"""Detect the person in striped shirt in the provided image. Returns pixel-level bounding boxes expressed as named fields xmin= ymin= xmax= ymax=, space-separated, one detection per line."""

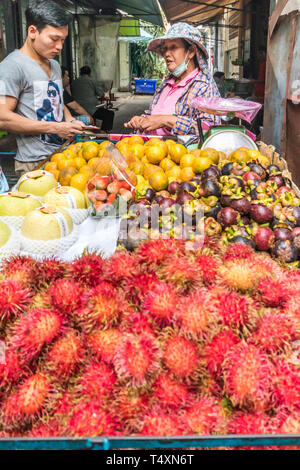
xmin=124 ymin=22 xmax=221 ymax=136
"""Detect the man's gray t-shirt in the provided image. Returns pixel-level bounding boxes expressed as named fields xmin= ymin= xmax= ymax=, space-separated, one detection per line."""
xmin=71 ymin=75 xmax=104 ymax=116
xmin=0 ymin=49 xmax=65 ymax=162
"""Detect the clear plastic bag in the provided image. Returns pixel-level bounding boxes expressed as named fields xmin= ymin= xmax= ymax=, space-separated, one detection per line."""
xmin=191 ymin=97 xmax=262 ymax=124
xmin=0 ymin=167 xmax=9 ymax=194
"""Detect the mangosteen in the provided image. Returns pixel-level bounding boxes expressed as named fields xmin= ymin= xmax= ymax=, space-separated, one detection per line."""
xmin=267 ymin=164 xmax=280 ymax=175
xmin=229 ymin=176 xmax=245 ymax=190
xmin=220 ymin=194 xmax=232 ymax=207
xmin=125 ymin=227 xmax=148 ymax=251
xmin=207 ymin=202 xmax=221 ymax=220
xmin=221 ymin=162 xmax=233 ymax=175
xmin=158 ymin=197 xmax=176 ymax=211
xmin=176 ymin=191 xmax=194 ymax=205
xmin=272 ymin=239 xmax=298 ymax=262
xmin=231 ymin=163 xmax=246 ymax=177
xmin=202 ymin=165 xmax=221 ymax=180
xmin=217 ymin=207 xmax=240 ymax=227
xmin=241 ymin=216 xmax=251 ymax=225
xmin=179 ymin=181 xmax=196 ymax=193
xmin=228 ymin=236 xmax=255 ymax=249
xmin=250 ymin=204 xmax=274 ymax=224
xmin=168 ymin=181 xmax=181 ymax=195
xmin=154 ymin=195 xmax=164 ymax=204
xmin=156 ymin=190 xmax=170 ymax=198
xmin=293 ymin=207 xmax=300 ymax=226
xmin=247 ymin=163 xmax=267 ymax=180
xmin=190 ymin=177 xmax=201 ymax=185
xmin=204 ymin=217 xmax=222 ymax=237
xmin=230 ymin=197 xmax=251 ymax=215
xmin=144 ymin=188 xmax=155 ymax=202
xmin=135 ymin=198 xmax=150 ymax=207
xmin=274 ymin=227 xmax=293 ymax=242
xmin=250 ymin=188 xmax=258 ymax=200
xmin=277 ymin=186 xmax=293 ymax=196
xmin=243 ymin=172 xmax=262 ymax=184
xmin=292 ymin=228 xmax=300 ymax=250
xmin=253 ymin=226 xmax=275 ymax=251
xmin=292 ymin=227 xmax=300 ymax=238
xmin=269 ymin=174 xmax=285 ymax=188
xmin=201 ymin=179 xmax=221 ymax=198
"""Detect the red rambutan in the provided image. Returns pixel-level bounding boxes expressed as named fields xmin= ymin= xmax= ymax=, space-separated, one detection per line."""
xmin=152 ymin=374 xmax=189 ymax=410
xmin=163 ymin=335 xmax=200 ymax=381
xmin=142 ymin=282 xmax=179 ymax=327
xmin=281 ymin=410 xmax=300 ymax=434
xmin=257 ymin=278 xmax=290 ymax=308
xmin=194 ymin=254 xmax=221 ymax=286
xmin=29 ymin=417 xmax=67 ymax=437
xmin=68 ymin=401 xmax=117 ymax=437
xmin=67 ymin=253 xmax=105 ymax=287
xmin=0 ymin=348 xmax=28 ymax=390
xmin=139 ymin=409 xmax=186 ymax=436
xmin=157 ymin=257 xmax=202 ymax=292
xmin=112 ymin=386 xmax=149 ymax=429
xmin=120 ymin=311 xmax=155 ymax=335
xmin=74 ymin=361 xmax=116 ymax=401
xmin=272 ymin=360 xmax=300 ymax=409
xmin=41 ymin=329 xmax=84 ymax=382
xmin=123 ymin=272 xmax=160 ymax=305
xmin=86 ymin=328 xmax=123 ymax=363
xmin=218 ymin=260 xmax=268 ymax=293
xmin=135 ymin=238 xmax=185 ymax=270
xmin=1 ymin=372 xmax=51 ymax=428
xmin=8 ymin=307 xmax=63 ymax=363
xmin=222 ymin=342 xmax=275 ymax=412
xmin=104 ymin=250 xmax=139 ymax=284
xmin=223 ymin=243 xmax=255 ymax=262
xmin=114 ymin=332 xmax=161 ymax=387
xmin=34 ymin=259 xmax=68 ymax=289
xmin=0 ymin=256 xmax=37 ymax=287
xmin=46 ymin=279 xmax=87 ymax=317
xmin=251 ymin=311 xmax=300 ymax=355
xmin=184 ymin=395 xmax=226 ymax=435
xmin=0 ymin=279 xmax=32 ymax=327
xmin=203 ymin=329 xmax=240 ymax=377
xmin=227 ymin=411 xmax=276 ymax=434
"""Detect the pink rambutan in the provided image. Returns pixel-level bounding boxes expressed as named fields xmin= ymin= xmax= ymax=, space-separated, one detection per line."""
xmin=184 ymin=396 xmax=227 ymax=435
xmin=87 ymin=328 xmax=123 ymax=363
xmin=104 ymin=250 xmax=139 ymax=284
xmin=1 ymin=372 xmax=51 ymax=428
xmin=218 ymin=259 xmax=268 ymax=293
xmin=251 ymin=311 xmax=300 ymax=355
xmin=152 ymin=374 xmax=189 ymax=410
xmin=209 ymin=287 xmax=260 ymax=333
xmin=272 ymin=360 xmax=300 ymax=409
xmin=157 ymin=257 xmax=202 ymax=292
xmin=281 ymin=410 xmax=300 ymax=434
xmin=135 ymin=238 xmax=185 ymax=270
xmin=227 ymin=411 xmax=276 ymax=434
xmin=114 ymin=332 xmax=161 ymax=387
xmin=257 ymin=278 xmax=290 ymax=308
xmin=222 ymin=342 xmax=275 ymax=411
xmin=8 ymin=307 xmax=63 ymax=363
xmin=0 ymin=256 xmax=37 ymax=288
xmin=29 ymin=417 xmax=67 ymax=437
xmin=139 ymin=408 xmax=186 ymax=436
xmin=112 ymin=386 xmax=149 ymax=428
xmin=0 ymin=348 xmax=28 ymax=390
xmin=0 ymin=279 xmax=32 ymax=327
xmin=74 ymin=361 xmax=116 ymax=401
xmin=142 ymin=282 xmax=180 ymax=327
xmin=194 ymin=254 xmax=221 ymax=286
xmin=41 ymin=329 xmax=84 ymax=382
xmin=46 ymin=279 xmax=87 ymax=317
xmin=203 ymin=329 xmax=240 ymax=377
xmin=120 ymin=311 xmax=155 ymax=335
xmin=68 ymin=401 xmax=117 ymax=437
xmin=223 ymin=243 xmax=255 ymax=262
xmin=174 ymin=289 xmax=219 ymax=341
xmin=163 ymin=335 xmax=200 ymax=381
xmin=34 ymin=259 xmax=68 ymax=289
xmin=123 ymin=272 xmax=160 ymax=305
xmin=67 ymin=253 xmax=105 ymax=287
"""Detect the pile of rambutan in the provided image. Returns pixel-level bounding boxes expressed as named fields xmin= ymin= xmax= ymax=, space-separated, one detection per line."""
xmin=0 ymin=238 xmax=299 ymax=449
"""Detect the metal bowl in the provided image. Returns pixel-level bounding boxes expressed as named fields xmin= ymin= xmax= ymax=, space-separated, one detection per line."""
xmin=201 ymin=129 xmax=258 ymax=155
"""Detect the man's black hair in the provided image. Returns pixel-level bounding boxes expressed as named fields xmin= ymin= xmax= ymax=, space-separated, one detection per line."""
xmin=80 ymin=66 xmax=91 ymax=76
xmin=214 ymin=71 xmax=225 ymax=79
xmin=25 ymin=0 xmax=71 ymax=32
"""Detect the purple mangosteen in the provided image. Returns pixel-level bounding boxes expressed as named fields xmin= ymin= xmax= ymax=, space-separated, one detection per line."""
xmin=250 ymin=204 xmax=274 ymax=224
xmin=217 ymin=207 xmax=240 ymax=227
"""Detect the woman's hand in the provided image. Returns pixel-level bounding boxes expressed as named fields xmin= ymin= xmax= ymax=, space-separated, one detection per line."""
xmin=138 ymin=115 xmax=165 ymax=132
xmin=124 ymin=115 xmax=145 ymax=129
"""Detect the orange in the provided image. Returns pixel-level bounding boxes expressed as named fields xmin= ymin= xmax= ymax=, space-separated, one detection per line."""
xmin=70 ymin=173 xmax=89 ymax=192
xmin=166 ymin=165 xmax=181 ymax=179
xmin=218 ymin=151 xmax=227 ymax=161
xmin=141 ymin=155 xmax=149 ymax=165
xmin=116 ymin=143 xmax=131 ymax=159
xmin=180 ymin=166 xmax=195 ymax=182
xmin=51 ymin=153 xmax=65 ymax=164
xmin=73 ymin=157 xmax=86 ymax=170
xmin=45 ymin=162 xmax=57 ymax=173
xmin=63 ymin=149 xmax=77 ymax=160
xmin=201 ymin=148 xmax=219 ymax=165
xmin=97 ymin=148 xmax=110 ymax=159
xmin=74 ymin=142 xmax=83 ymax=150
xmin=57 ymin=159 xmax=71 ymax=171
xmin=191 ymin=148 xmax=202 ymax=158
xmin=149 ymin=171 xmax=168 ymax=191
xmin=99 ymin=140 xmax=111 ymax=150
xmin=123 ymin=169 xmax=137 ymax=186
xmin=66 ymin=144 xmax=78 ymax=153
xmin=231 ymin=148 xmax=251 ymax=164
xmin=79 ymin=165 xmax=94 ymax=179
xmin=144 ymin=145 xmax=167 ymax=164
xmin=130 ymin=160 xmax=144 ymax=176
xmin=160 ymin=158 xmax=175 ymax=172
xmin=58 ymin=167 xmax=77 ymax=186
xmin=247 ymin=149 xmax=261 ymax=160
xmin=180 ymin=154 xmax=195 ymax=169
xmin=165 ymin=139 xmax=176 ymax=151
xmin=95 ymin=157 xmax=113 ymax=176
xmin=144 ymin=164 xmax=163 ymax=180
xmin=83 ymin=144 xmax=99 ymax=161
xmin=129 ymin=143 xmax=145 ymax=160
xmin=77 ymin=149 xmax=84 ymax=159
xmin=128 ymin=135 xmax=144 ymax=146
xmin=116 ymin=137 xmax=130 ymax=149
xmin=145 ymin=138 xmax=167 ymax=149
xmin=82 ymin=140 xmax=99 ymax=150
xmin=169 ymin=143 xmax=187 ymax=164
xmin=88 ymin=158 xmax=100 ymax=171
xmin=127 ymin=155 xmax=140 ymax=169
xmin=193 ymin=156 xmax=214 ymax=174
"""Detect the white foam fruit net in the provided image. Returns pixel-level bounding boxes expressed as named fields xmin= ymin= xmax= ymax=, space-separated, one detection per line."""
xmin=0 ymin=227 xmax=21 ymax=263
xmin=66 ymin=208 xmax=89 ymax=225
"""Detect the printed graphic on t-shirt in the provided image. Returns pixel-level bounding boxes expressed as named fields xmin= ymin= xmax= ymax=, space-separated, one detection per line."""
xmin=34 ymin=79 xmax=64 ymax=146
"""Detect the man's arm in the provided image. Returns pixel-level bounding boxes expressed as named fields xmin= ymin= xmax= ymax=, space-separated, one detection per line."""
xmin=66 ymin=101 xmax=94 ymax=123
xmin=0 ymin=96 xmax=86 ymax=139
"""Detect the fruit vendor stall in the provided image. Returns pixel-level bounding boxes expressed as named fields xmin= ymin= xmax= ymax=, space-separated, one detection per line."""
xmin=0 ymin=129 xmax=300 ymax=450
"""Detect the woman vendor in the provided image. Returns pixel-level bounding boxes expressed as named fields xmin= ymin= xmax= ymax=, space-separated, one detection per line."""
xmin=124 ymin=22 xmax=221 ymax=136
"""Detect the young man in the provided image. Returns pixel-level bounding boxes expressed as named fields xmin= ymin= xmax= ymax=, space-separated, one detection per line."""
xmin=71 ymin=66 xmax=115 ymax=133
xmin=61 ymin=66 xmax=94 ymax=126
xmin=0 ymin=0 xmax=86 ymax=178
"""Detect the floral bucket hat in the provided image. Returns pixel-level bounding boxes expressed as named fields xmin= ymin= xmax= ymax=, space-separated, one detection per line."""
xmin=147 ymin=22 xmax=209 ymax=61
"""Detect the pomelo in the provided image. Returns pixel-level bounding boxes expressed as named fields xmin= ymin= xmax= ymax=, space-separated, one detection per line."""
xmin=43 ymin=186 xmax=87 ymax=209
xmin=21 ymin=206 xmax=73 ymax=241
xmin=0 ymin=220 xmax=11 ymax=248
xmin=0 ymin=192 xmax=41 ymax=216
xmin=18 ymin=170 xmax=58 ymax=197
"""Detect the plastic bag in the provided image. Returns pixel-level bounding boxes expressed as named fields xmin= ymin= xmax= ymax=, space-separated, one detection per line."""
xmin=0 ymin=167 xmax=9 ymax=194
xmin=191 ymin=97 xmax=262 ymax=124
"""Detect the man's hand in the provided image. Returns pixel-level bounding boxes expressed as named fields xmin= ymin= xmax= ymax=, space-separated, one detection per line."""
xmin=54 ymin=120 xmax=87 ymax=139
xmin=124 ymin=115 xmax=145 ymax=130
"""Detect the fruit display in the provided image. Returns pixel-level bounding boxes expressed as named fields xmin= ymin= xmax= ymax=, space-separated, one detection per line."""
xmin=43 ymin=187 xmax=87 ymax=210
xmin=17 ymin=170 xmax=58 ymax=197
xmin=21 ymin=206 xmax=73 ymax=241
xmin=0 ymin=240 xmax=298 ymax=446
